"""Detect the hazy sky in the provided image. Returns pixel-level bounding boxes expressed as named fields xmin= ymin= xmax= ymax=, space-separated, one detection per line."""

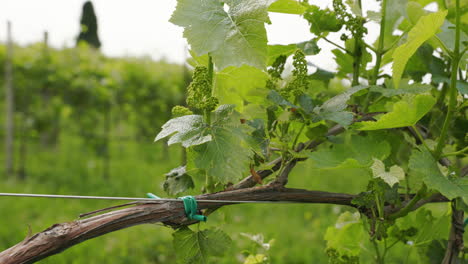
xmin=0 ymin=0 xmax=382 ymax=71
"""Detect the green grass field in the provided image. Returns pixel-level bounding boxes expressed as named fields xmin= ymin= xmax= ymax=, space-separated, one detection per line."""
xmin=0 ymin=132 xmax=455 ymax=263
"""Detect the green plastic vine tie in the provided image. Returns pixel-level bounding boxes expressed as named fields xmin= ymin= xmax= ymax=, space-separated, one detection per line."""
xmin=147 ymin=193 xmax=206 ymax=222
xmin=146 ymin=193 xmax=161 ymax=199
xmin=179 ymin=196 xmax=207 ymax=222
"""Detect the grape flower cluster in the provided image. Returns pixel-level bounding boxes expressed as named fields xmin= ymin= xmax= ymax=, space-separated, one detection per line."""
xmin=186 ymin=66 xmax=218 ymax=112
xmin=171 ymin=66 xmax=218 ymax=117
xmin=281 ymin=50 xmax=309 ymax=98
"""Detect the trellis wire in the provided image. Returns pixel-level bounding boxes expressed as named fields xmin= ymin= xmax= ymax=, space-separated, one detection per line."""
xmin=0 ymin=192 xmax=301 ymax=204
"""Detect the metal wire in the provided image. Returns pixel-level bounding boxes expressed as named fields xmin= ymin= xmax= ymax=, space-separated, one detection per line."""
xmin=0 ymin=192 xmax=298 ymax=204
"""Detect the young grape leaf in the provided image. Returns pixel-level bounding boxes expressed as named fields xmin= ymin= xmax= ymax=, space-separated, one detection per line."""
xmin=247 ymin=119 xmax=269 ymax=157
xmin=170 ymin=0 xmax=274 ymax=70
xmin=313 ymin=85 xmax=368 ymax=126
xmin=155 ymin=115 xmax=211 ymax=148
xmin=392 ymin=10 xmax=447 ymax=88
xmin=357 ymin=94 xmax=436 ymax=130
xmin=409 ymin=148 xmax=468 ymax=203
xmin=370 ymin=158 xmax=405 ymax=187
xmin=308 ymin=134 xmax=391 ymax=170
xmin=346 ymin=0 xmax=362 ymax=16
xmin=189 ymin=105 xmax=253 ymax=183
xmin=163 ymin=166 xmax=195 ymax=196
xmin=268 ymin=0 xmax=305 ymax=15
xmin=267 ymin=44 xmax=296 ymax=65
xmin=332 ymin=41 xmax=372 ymax=78
xmin=267 ymin=40 xmax=320 ymax=66
xmin=173 ymin=227 xmax=232 ymax=264
xmin=325 ymin=212 xmax=364 ymax=257
xmin=244 ymin=254 xmax=268 ymax=264
xmin=303 ymin=5 xmax=343 ymax=35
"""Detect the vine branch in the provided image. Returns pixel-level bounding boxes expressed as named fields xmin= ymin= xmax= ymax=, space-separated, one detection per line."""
xmin=0 ymin=185 xmax=449 ymax=264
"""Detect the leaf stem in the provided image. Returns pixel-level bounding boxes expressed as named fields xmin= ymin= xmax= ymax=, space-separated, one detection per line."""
xmin=322 ymin=37 xmax=351 ymax=54
xmin=352 ymin=36 xmax=362 ymax=86
xmin=382 ymin=30 xmax=408 ymax=54
xmin=292 ymin=123 xmax=306 ymax=149
xmin=363 ymin=0 xmax=387 ymax=112
xmin=411 ymin=125 xmax=430 ymax=152
xmin=351 ymin=0 xmax=364 ymax=86
xmin=205 ymin=55 xmax=214 ymax=124
xmin=371 ymin=238 xmax=384 ymax=264
xmin=441 ymin=146 xmax=468 ymax=157
xmin=388 ymin=185 xmax=426 ymax=220
xmin=371 ymin=0 xmax=387 ymax=86
xmin=434 ymin=0 xmax=461 ymax=159
xmin=364 ymin=42 xmax=377 ymax=53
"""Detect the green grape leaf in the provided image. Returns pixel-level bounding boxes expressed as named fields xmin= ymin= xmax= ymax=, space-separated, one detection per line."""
xmin=332 ymin=49 xmax=353 ymax=77
xmin=313 ymin=85 xmax=368 ymax=126
xmin=163 ymin=166 xmax=195 ymax=196
xmin=333 ymin=40 xmax=372 ymax=77
xmin=409 ymin=148 xmax=468 ymax=203
xmin=433 ymin=20 xmax=468 ymax=54
xmin=369 ymin=83 xmax=432 ymax=97
xmin=392 ymin=10 xmax=447 ymax=88
xmin=296 ymin=39 xmax=321 ymax=55
xmin=267 ymin=44 xmax=296 ymax=65
xmin=325 ymin=212 xmax=364 ymax=257
xmin=243 ymin=254 xmax=267 ymax=264
xmin=189 ymin=105 xmax=253 ymax=183
xmin=381 ymin=0 xmax=407 ymax=49
xmin=432 ymin=75 xmax=468 ymax=95
xmin=267 ymin=39 xmax=320 ymax=65
xmin=395 ymin=208 xmax=450 ymax=247
xmin=216 ymin=65 xmax=269 ymax=111
xmin=370 ymin=158 xmax=405 ymax=187
xmin=357 ymin=94 xmax=436 ymax=130
xmin=170 ymin=0 xmax=274 ymax=70
xmin=407 ymin=2 xmax=426 ymax=25
xmin=309 ymin=68 xmax=335 ymax=81
xmin=187 ymin=49 xmax=209 ymax=67
xmin=246 ymin=119 xmax=269 ymax=157
xmin=309 ymin=134 xmax=391 ymax=170
xmin=268 ymin=0 xmax=305 ymax=14
xmin=266 ymin=90 xmax=297 ymax=108
xmin=297 ymin=93 xmax=314 ymax=114
xmin=346 ymin=0 xmax=362 ymax=16
xmin=173 ymin=227 xmax=232 ymax=264
xmin=155 ymin=115 xmax=211 ymax=148
xmin=304 ymin=5 xmax=343 ymax=35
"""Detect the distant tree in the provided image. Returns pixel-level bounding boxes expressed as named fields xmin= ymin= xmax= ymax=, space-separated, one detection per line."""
xmin=76 ymin=1 xmax=101 ymax=49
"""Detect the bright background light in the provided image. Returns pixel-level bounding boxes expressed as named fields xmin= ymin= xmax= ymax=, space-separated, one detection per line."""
xmin=0 ymin=0 xmax=382 ymax=71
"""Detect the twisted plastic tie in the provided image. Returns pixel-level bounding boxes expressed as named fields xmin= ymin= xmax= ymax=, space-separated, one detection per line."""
xmin=146 ymin=193 xmax=206 ymax=222
xmin=179 ymin=196 xmax=207 ymax=222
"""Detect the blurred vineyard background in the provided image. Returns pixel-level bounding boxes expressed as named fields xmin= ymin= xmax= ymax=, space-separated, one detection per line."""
xmin=0 ymin=42 xmax=448 ymax=263
xmin=0 ymin=1 xmax=452 ymax=263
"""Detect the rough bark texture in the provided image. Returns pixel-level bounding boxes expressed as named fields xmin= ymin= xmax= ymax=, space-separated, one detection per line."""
xmin=442 ymin=200 xmax=465 ymax=264
xmin=0 ymin=186 xmax=355 ymax=264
